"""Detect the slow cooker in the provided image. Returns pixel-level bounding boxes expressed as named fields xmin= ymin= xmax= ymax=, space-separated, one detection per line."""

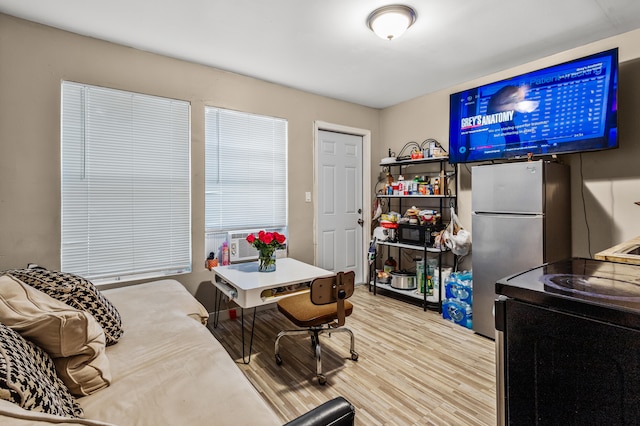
xmin=390 ymin=270 xmax=416 ymax=290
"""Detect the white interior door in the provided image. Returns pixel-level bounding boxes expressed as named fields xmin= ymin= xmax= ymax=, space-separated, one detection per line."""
xmin=316 ymin=129 xmax=364 ymax=282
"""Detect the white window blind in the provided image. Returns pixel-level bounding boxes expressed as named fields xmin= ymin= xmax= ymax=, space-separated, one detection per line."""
xmin=205 ymin=107 xmax=287 ymax=231
xmin=61 ymin=81 xmax=191 ymax=284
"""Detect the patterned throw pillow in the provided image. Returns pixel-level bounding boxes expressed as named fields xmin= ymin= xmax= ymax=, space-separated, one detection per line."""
xmin=0 ymin=275 xmax=111 ymax=396
xmin=5 ymin=269 xmax=123 ymax=345
xmin=0 ymin=323 xmax=83 ymax=418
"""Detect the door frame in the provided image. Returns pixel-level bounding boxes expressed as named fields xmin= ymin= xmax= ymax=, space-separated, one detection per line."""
xmin=313 ymin=121 xmax=371 ymax=284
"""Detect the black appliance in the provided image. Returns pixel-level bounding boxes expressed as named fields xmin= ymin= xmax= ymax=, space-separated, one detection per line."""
xmin=397 ymin=223 xmax=443 ymax=246
xmin=495 ymin=258 xmax=640 ymax=425
xmin=397 ymin=223 xmax=428 ymax=246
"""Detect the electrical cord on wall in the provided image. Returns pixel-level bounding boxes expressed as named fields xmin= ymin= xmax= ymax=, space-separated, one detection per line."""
xmin=420 ymin=138 xmax=448 ymax=156
xmin=579 ymin=153 xmax=592 ymax=257
xmin=395 ymin=141 xmax=422 ymax=160
xmin=390 ymin=138 xmax=448 ymax=162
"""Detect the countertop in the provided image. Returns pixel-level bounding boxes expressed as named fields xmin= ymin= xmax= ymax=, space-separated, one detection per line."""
xmin=496 ymin=258 xmax=640 ymax=331
xmin=594 ymin=236 xmax=640 ymax=265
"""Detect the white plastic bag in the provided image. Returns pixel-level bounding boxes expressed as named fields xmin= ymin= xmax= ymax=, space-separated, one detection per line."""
xmin=442 ymin=207 xmax=471 ymax=256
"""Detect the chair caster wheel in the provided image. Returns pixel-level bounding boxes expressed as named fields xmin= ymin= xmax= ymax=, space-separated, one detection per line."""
xmin=317 ymin=375 xmax=327 ymax=385
xmin=275 ymin=354 xmax=283 ymax=366
xmin=351 ymin=351 xmax=359 ymax=361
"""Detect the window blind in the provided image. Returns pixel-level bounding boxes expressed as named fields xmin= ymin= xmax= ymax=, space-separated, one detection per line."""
xmin=61 ymin=81 xmax=191 ymax=284
xmin=204 ymin=107 xmax=288 ymax=231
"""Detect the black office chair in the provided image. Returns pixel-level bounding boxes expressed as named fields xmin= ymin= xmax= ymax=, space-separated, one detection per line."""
xmin=274 ymin=271 xmax=358 ymax=385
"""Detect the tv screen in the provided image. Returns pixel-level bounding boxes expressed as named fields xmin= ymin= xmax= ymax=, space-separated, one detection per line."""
xmin=449 ymin=48 xmax=618 ymax=164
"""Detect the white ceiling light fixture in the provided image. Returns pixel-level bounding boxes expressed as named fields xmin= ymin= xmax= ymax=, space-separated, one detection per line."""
xmin=367 ymin=5 xmax=417 ymax=40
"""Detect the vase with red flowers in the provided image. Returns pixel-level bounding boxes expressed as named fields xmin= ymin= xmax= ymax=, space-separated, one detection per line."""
xmin=246 ymin=230 xmax=286 ymax=272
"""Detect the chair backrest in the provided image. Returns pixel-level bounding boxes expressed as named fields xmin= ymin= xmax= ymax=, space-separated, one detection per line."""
xmin=310 ymin=271 xmax=355 ymax=326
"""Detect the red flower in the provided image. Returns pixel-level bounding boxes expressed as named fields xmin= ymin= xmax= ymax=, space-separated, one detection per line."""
xmin=260 ymin=232 xmax=274 ymax=244
xmin=246 ymin=230 xmax=287 ymax=255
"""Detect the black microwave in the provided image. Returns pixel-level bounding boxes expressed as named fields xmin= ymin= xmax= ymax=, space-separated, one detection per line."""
xmin=397 ymin=223 xmax=429 ymax=246
xmin=397 ymin=223 xmax=445 ymax=246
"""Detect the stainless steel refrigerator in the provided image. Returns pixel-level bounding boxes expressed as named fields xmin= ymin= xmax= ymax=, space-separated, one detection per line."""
xmin=471 ymin=160 xmax=571 ymax=339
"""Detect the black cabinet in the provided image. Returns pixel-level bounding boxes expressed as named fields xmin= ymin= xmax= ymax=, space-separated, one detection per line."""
xmin=503 ymin=299 xmax=640 ymax=424
xmin=495 ymin=258 xmax=640 ymax=425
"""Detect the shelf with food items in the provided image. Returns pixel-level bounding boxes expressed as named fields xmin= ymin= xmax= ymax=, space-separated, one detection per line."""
xmin=372 ymin=279 xmax=448 ymax=303
xmin=379 ymin=139 xmax=448 ymax=165
xmin=373 ymin=281 xmax=425 ymax=301
xmin=371 ymin=206 xmax=451 ymax=311
xmin=380 ymin=173 xmax=454 ymax=198
xmin=373 ymin=257 xmax=451 ymax=305
xmin=379 ymin=145 xmax=455 ymax=198
xmin=376 ymin=208 xmax=445 ymax=245
xmin=372 ymin=142 xmax=458 ymax=312
xmin=380 ymin=155 xmax=449 ymax=165
xmin=377 ymin=240 xmax=447 ymax=252
xmin=377 ymin=194 xmax=455 ymax=199
xmin=380 ymin=207 xmax=440 ymax=224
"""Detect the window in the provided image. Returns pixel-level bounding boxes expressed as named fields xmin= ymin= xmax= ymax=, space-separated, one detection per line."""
xmin=61 ymin=82 xmax=191 ymax=284
xmin=204 ymin=107 xmax=287 ymax=233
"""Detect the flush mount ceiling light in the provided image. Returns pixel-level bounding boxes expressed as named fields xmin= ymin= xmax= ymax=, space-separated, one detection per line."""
xmin=367 ymin=5 xmax=416 ymax=40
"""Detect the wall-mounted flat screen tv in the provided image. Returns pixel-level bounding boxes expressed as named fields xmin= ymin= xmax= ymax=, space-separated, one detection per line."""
xmin=449 ymin=48 xmax=618 ymax=164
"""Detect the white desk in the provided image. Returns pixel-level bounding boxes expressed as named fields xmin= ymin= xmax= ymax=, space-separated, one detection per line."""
xmin=211 ymin=258 xmax=333 ymax=363
xmin=212 ymin=257 xmax=333 ymax=308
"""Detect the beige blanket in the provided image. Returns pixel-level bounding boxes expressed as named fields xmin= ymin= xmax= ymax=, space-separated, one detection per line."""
xmin=1 ymin=279 xmax=281 ymax=426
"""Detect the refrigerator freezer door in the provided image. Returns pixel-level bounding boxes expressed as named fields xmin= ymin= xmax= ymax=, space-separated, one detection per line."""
xmin=472 ymin=161 xmax=544 ymax=214
xmin=472 ymin=213 xmax=544 ymax=338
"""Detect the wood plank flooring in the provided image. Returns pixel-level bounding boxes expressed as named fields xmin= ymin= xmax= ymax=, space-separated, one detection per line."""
xmin=209 ymin=285 xmax=496 ymax=426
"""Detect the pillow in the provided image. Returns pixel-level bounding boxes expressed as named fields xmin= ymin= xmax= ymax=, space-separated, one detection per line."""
xmin=4 ymin=269 xmax=123 ymax=345
xmin=0 ymin=322 xmax=83 ymax=418
xmin=0 ymin=275 xmax=111 ymax=396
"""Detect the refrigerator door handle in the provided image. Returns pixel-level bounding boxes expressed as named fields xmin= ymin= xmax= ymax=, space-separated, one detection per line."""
xmin=472 ymin=212 xmax=544 ymax=218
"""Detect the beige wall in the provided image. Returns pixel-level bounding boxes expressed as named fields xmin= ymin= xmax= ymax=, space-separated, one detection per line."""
xmin=381 ymin=28 xmax=640 ymax=264
xmin=0 ymin=14 xmax=379 ymax=308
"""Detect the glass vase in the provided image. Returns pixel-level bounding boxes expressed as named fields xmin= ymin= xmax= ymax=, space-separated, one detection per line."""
xmin=258 ymin=252 xmax=276 ymax=272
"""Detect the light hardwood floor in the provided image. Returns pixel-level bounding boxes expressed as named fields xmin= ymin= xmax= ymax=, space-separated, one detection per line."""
xmin=209 ymin=285 xmax=496 ymax=426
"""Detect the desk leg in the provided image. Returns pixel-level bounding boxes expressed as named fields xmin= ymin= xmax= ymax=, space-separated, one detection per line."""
xmin=212 ymin=289 xmax=256 ymax=364
xmin=212 ymin=287 xmax=225 ymax=328
xmin=241 ymin=307 xmax=257 ymax=364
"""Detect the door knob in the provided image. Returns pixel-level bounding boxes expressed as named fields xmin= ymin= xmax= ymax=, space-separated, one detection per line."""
xmin=357 ymin=219 xmax=364 ymax=226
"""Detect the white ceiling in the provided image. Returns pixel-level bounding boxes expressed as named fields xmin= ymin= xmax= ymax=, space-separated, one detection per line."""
xmin=2 ymin=0 xmax=640 ymax=108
